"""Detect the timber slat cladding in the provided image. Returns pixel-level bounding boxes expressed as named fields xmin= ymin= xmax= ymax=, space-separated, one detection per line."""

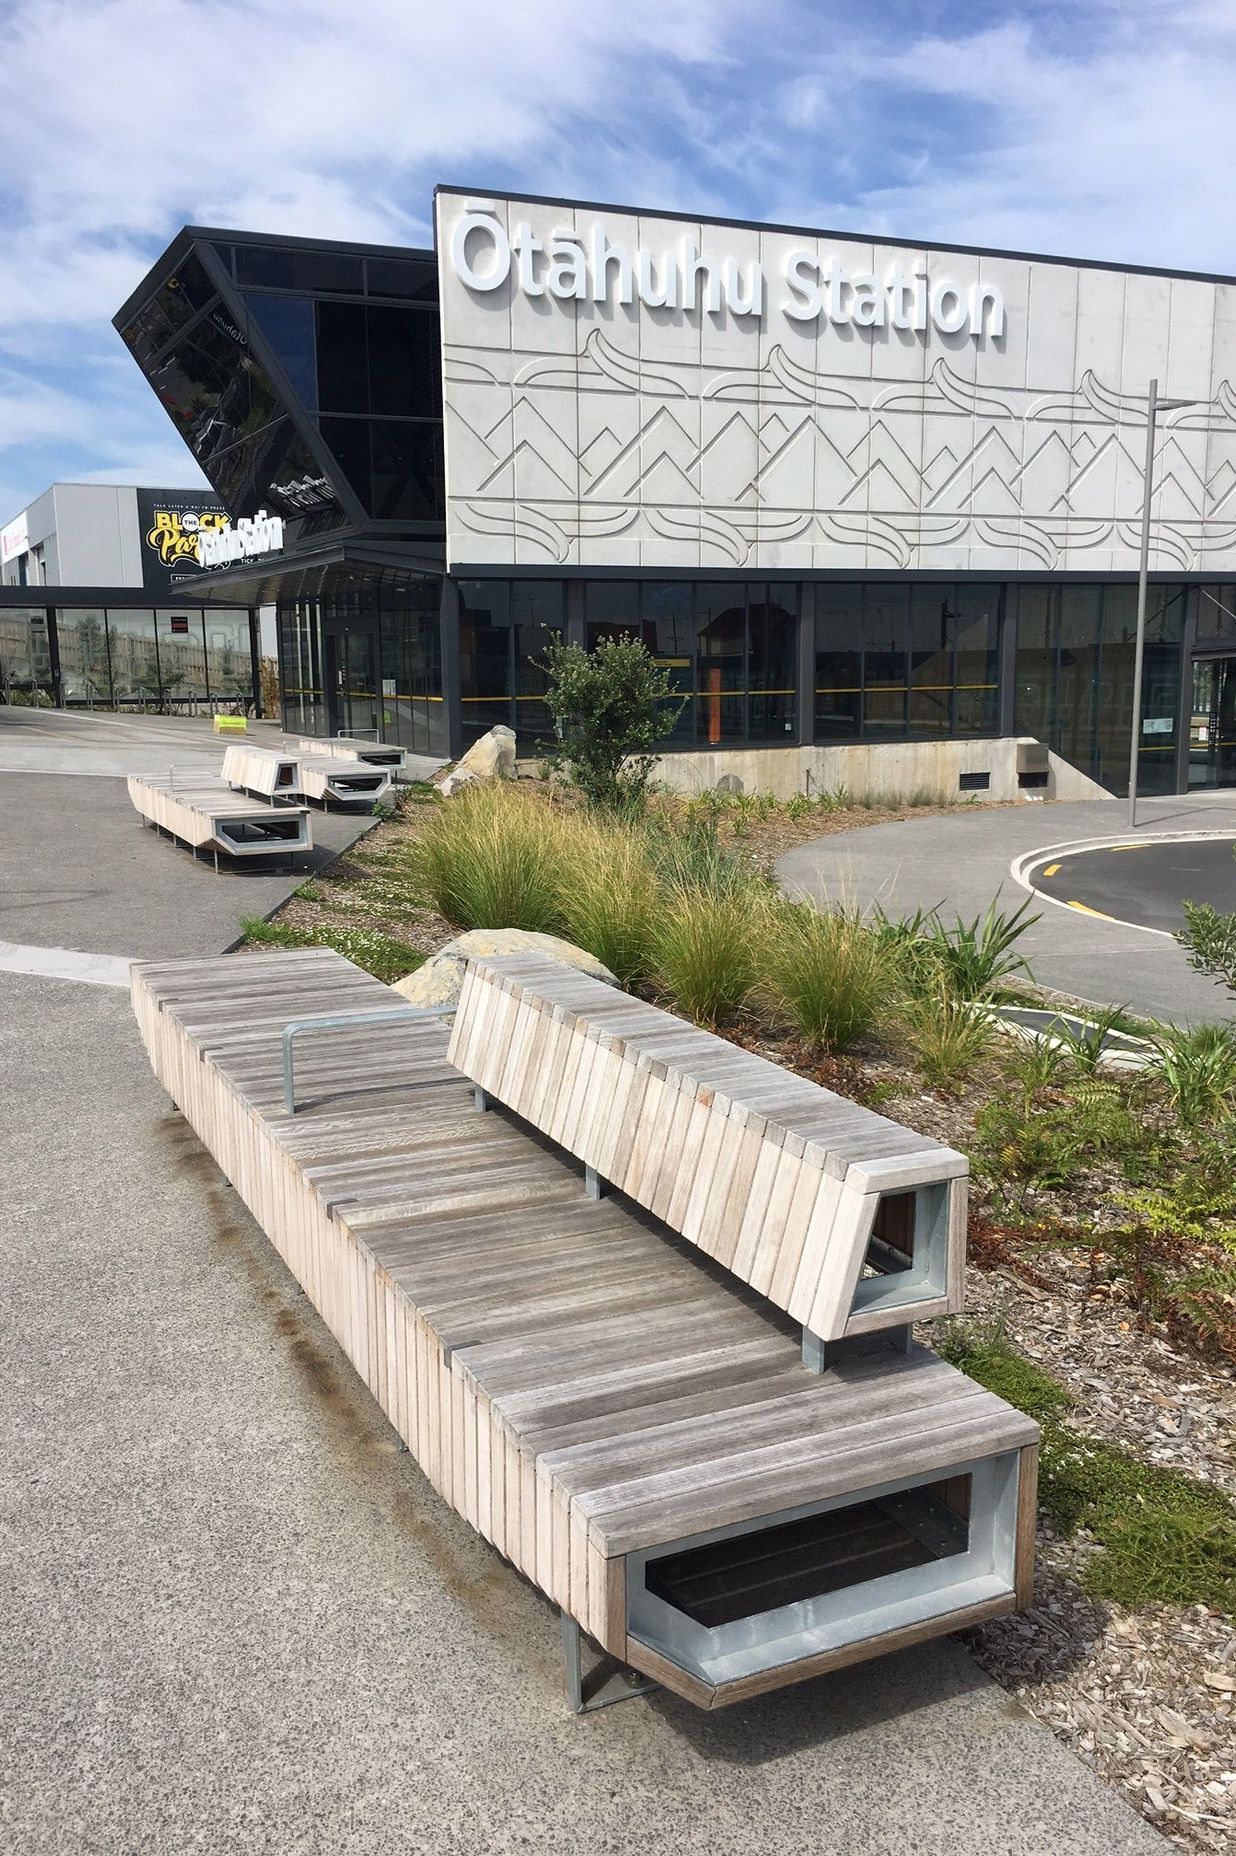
xmin=131 ymin=948 xmax=1036 ymax=1708
xmin=451 ymin=956 xmax=966 ymax=1340
xmin=127 ymin=774 xmax=312 ymax=858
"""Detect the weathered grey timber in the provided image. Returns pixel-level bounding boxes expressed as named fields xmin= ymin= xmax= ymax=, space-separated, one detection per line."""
xmin=131 ymin=948 xmax=1038 ymax=1710
xmin=452 ymin=955 xmax=967 ymax=1343
xmin=127 ymin=773 xmax=312 ymax=863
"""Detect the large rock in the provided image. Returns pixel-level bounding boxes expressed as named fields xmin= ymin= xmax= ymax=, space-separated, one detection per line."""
xmin=392 ymin=929 xmax=617 ymax=1013
xmin=434 ymin=725 xmax=517 ymax=797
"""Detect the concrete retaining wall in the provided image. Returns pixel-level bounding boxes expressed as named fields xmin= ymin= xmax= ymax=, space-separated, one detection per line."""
xmin=649 ymin=738 xmax=1110 ymax=805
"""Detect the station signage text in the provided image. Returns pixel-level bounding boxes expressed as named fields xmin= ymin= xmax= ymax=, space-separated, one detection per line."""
xmin=449 ymin=210 xmax=1005 ymax=339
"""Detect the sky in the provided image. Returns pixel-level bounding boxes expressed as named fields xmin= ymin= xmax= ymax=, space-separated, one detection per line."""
xmin=4 ymin=0 xmax=1236 ymax=523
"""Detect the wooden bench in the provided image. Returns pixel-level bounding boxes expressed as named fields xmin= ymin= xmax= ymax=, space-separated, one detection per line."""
xmin=131 ymin=947 xmax=1037 ymax=1712
xmin=296 ymin=734 xmax=408 ymax=777
xmin=128 ymin=773 xmax=311 ymax=868
xmin=452 ymin=955 xmax=966 ymax=1357
xmin=223 ymin=743 xmax=392 ymax=809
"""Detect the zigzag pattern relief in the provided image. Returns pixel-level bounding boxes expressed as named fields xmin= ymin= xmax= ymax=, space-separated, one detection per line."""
xmin=443 ymin=330 xmax=1236 ymax=569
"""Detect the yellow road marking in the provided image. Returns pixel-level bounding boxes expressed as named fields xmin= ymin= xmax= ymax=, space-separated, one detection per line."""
xmin=1109 ymin=843 xmax=1145 ymax=852
xmin=1042 ymin=862 xmax=1061 ymax=877
xmin=1067 ymin=899 xmax=1115 ymax=919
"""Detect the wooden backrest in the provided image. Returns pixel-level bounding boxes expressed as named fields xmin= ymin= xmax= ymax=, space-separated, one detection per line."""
xmin=448 ymin=955 xmax=966 ymax=1343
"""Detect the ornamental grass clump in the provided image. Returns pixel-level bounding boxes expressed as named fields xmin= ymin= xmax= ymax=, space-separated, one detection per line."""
xmin=759 ymin=904 xmax=892 ymax=1052
xmin=409 ymin=780 xmax=570 ymax=932
xmin=900 ymin=984 xmax=997 ymax=1089
xmin=556 ymin=818 xmax=661 ymax=988
xmin=653 ymin=882 xmax=759 ymax=1027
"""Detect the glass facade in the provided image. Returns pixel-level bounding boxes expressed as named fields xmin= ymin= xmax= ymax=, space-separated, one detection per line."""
xmin=459 ymin=580 xmax=566 ymax=745
xmin=1012 ymin=582 xmax=1186 ymax=795
xmin=119 ymin=236 xmax=444 ymax=544
xmin=816 ymin=582 xmax=1000 ymax=742
xmin=277 ymin=566 xmax=445 ymax=757
xmin=0 ymin=604 xmax=257 ymax=710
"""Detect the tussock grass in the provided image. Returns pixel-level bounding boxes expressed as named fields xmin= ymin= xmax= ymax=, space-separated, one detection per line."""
xmin=408 ymin=781 xmax=569 ymax=933
xmin=653 ymin=882 xmax=759 ymax=1027
xmin=556 ymin=817 xmax=661 ymax=988
xmin=759 ymin=904 xmax=891 ymax=1052
xmin=900 ymin=985 xmax=997 ymax=1089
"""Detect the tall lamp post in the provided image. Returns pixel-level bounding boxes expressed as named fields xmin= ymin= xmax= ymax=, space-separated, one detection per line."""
xmin=1127 ymin=380 xmax=1201 ymax=828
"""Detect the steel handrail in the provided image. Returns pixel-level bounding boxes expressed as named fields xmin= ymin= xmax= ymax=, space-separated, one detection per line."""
xmin=281 ymin=1004 xmax=454 ymax=1115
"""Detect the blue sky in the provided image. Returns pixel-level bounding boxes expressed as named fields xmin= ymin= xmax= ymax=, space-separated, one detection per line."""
xmin=3 ymin=0 xmax=1236 ymax=524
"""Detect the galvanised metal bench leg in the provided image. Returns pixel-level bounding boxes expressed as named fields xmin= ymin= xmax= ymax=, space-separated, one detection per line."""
xmin=474 ymin=1085 xmax=493 ymax=1113
xmin=584 ymin=1165 xmax=605 ymax=1201
xmin=802 ymin=1328 xmax=828 ymax=1373
xmin=561 ymin=1612 xmax=658 ymax=1715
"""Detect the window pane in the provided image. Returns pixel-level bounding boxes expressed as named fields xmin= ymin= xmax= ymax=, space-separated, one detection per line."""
xmin=316 ymin=301 xmax=370 ymax=412
xmin=863 ymin=586 xmax=908 ymax=736
xmin=119 ymin=254 xmax=216 ymax=366
xmin=1196 ymin=584 xmax=1236 ymax=648
xmin=513 ymin=581 xmax=564 ymax=743
xmin=156 ymin=609 xmax=207 ymax=704
xmin=953 ymin=583 xmax=1000 ymax=735
xmin=909 ymin=585 xmax=953 ymax=735
xmin=236 ymin=245 xmax=365 ymax=294
xmin=370 ymin=420 xmax=442 ymax=520
xmin=585 ymin=580 xmax=641 ymax=643
xmin=378 ymin=577 xmax=445 ymax=757
xmin=749 ymin=583 xmax=797 ymax=742
xmin=244 ymin=293 xmax=317 ymax=409
xmin=0 ymin=606 xmax=52 ymax=697
xmin=319 ymin=416 xmax=373 ymax=509
xmin=366 ymin=256 xmax=439 ymax=303
xmin=696 ymin=582 xmax=746 ymax=742
xmin=204 ymin=609 xmax=253 ymax=705
xmin=459 ymin=580 xmax=512 ymax=741
xmin=279 ymin=599 xmax=326 ymax=737
xmin=642 ymin=582 xmax=695 ymax=746
xmin=55 ymin=607 xmax=111 ymax=705
xmin=106 ymin=610 xmax=161 ymax=707
xmin=1056 ymin=586 xmax=1102 ymax=778
xmin=814 ymin=583 xmax=862 ymax=741
xmin=1013 ymin=586 xmax=1055 ymax=739
xmin=366 ymin=305 xmax=441 ymax=418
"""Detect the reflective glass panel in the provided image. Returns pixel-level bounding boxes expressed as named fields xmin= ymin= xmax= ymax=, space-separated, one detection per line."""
xmin=1056 ymin=586 xmax=1102 ymax=777
xmin=748 ymin=583 xmax=797 ymax=742
xmin=55 ymin=607 xmax=111 ymax=705
xmin=0 ymin=606 xmax=52 ymax=697
xmin=1013 ymin=585 xmax=1055 ymax=740
xmin=909 ymin=585 xmax=953 ymax=735
xmin=863 ymin=587 xmax=908 ymax=735
xmin=696 ymin=582 xmax=745 ymax=743
xmin=244 ymin=293 xmax=317 ymax=409
xmin=642 ymin=582 xmax=695 ymax=746
xmin=106 ymin=610 xmax=161 ymax=706
xmin=459 ymin=580 xmax=513 ymax=741
xmin=370 ymin=420 xmax=442 ymax=520
xmin=204 ymin=610 xmax=253 ymax=705
xmin=316 ymin=301 xmax=369 ymax=413
xmin=156 ymin=610 xmax=207 ymax=705
xmin=953 ymin=583 xmax=1000 ymax=736
xmin=513 ymin=580 xmax=565 ymax=743
xmin=814 ymin=584 xmax=862 ymax=741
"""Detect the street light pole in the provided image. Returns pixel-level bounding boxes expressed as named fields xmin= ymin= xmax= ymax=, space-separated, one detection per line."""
xmin=1127 ymin=379 xmax=1158 ymax=829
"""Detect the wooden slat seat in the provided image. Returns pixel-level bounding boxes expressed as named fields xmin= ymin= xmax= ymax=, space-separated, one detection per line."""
xmin=450 ymin=955 xmax=966 ymax=1344
xmin=222 ymin=742 xmax=391 ymax=807
xmin=131 ymin=948 xmax=1037 ymax=1710
xmin=296 ymin=734 xmax=408 ymax=776
xmin=127 ymin=774 xmax=311 ymax=862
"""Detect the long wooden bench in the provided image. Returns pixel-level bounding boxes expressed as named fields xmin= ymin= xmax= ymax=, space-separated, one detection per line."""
xmin=128 ymin=774 xmax=312 ymax=868
xmin=131 ymin=948 xmax=1037 ymax=1712
xmin=296 ymin=734 xmax=408 ymax=777
xmin=222 ymin=742 xmax=392 ymax=808
xmin=453 ymin=955 xmax=966 ymax=1353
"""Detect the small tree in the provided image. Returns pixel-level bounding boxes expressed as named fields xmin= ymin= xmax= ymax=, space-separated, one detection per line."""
xmin=539 ymin=633 xmax=683 ymax=810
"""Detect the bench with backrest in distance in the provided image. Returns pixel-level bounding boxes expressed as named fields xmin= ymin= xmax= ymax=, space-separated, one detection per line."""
xmin=296 ymin=734 xmax=408 ymax=777
xmin=451 ymin=954 xmax=966 ymax=1363
xmin=223 ymin=741 xmax=392 ymax=808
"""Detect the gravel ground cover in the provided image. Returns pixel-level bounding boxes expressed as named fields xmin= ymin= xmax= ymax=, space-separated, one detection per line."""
xmin=240 ymin=779 xmax=1235 ymax=1851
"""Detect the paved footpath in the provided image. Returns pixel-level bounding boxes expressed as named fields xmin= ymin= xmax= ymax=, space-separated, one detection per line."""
xmin=779 ymin=791 xmax=1236 ymax=1024
xmin=0 ymin=711 xmax=1170 ymax=1853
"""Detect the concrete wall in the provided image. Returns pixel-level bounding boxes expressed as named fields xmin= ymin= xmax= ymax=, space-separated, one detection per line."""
xmin=436 ymin=187 xmax=1236 ymax=579
xmin=50 ymin=484 xmax=141 ymax=585
xmin=649 ymin=737 xmax=1111 ymax=805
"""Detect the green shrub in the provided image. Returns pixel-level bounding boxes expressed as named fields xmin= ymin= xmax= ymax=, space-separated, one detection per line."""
xmin=239 ymin=916 xmax=425 ymax=984
xmin=654 ymin=883 xmax=758 ymax=1026
xmin=900 ymin=986 xmax=996 ymax=1088
xmin=923 ymin=896 xmax=1039 ymax=999
xmin=1177 ymin=893 xmax=1236 ymax=1000
xmin=937 ymin=1321 xmax=1236 ymax=1612
xmin=539 ymin=633 xmax=684 ymax=810
xmin=408 ymin=782 xmax=568 ymax=932
xmin=760 ymin=904 xmax=891 ymax=1052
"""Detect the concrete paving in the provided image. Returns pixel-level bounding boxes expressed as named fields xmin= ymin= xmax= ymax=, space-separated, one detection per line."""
xmin=779 ymin=791 xmax=1236 ymax=1024
xmin=0 ymin=969 xmax=1168 ymax=1855
xmin=0 ymin=707 xmax=1172 ymax=1851
xmin=0 ymin=707 xmax=426 ymax=961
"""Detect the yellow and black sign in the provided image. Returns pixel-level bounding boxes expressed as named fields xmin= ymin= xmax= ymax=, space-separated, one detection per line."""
xmin=137 ymin=487 xmax=231 ymax=593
